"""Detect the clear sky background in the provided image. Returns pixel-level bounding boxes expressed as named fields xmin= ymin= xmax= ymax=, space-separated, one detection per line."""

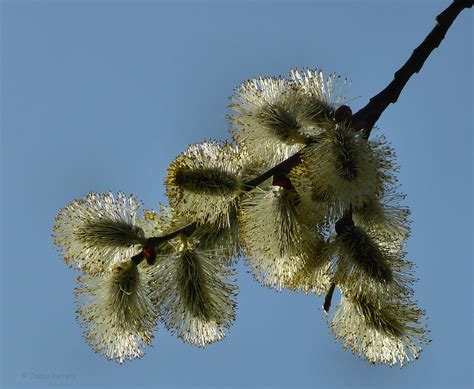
xmin=1 ymin=1 xmax=472 ymax=388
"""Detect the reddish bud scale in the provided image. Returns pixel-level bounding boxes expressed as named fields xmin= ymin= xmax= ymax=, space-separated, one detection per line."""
xmin=272 ymin=171 xmax=295 ymax=190
xmin=335 ymin=105 xmax=353 ymax=123
xmin=143 ymin=246 xmax=156 ymax=265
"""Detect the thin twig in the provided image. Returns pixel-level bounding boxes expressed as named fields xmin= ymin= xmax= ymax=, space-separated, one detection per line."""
xmin=133 ymin=151 xmax=304 ymax=264
xmin=243 ymin=152 xmax=302 ymax=190
xmin=323 ymin=283 xmax=336 ymax=314
xmin=351 ymin=0 xmax=473 ymax=139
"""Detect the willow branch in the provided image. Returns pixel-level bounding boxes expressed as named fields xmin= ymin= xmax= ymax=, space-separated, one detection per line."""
xmin=132 ymin=151 xmax=304 ymax=265
xmin=132 ymin=0 xmax=471 ymax=265
xmin=243 ymin=152 xmax=302 ymax=189
xmin=351 ymin=0 xmax=473 ymax=139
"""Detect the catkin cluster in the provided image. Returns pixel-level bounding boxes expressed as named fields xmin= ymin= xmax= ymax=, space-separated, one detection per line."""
xmin=53 ymin=69 xmax=428 ymax=366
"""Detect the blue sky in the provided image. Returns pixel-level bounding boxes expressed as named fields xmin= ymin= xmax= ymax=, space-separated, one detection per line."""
xmin=1 ymin=1 xmax=472 ymax=388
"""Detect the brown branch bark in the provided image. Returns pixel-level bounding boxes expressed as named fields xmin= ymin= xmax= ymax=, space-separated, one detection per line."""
xmin=132 ymin=0 xmax=472 ymax=265
xmin=351 ymin=0 xmax=473 ymax=139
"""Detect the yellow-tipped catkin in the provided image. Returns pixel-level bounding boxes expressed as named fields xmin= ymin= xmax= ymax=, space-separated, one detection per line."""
xmin=290 ymin=68 xmax=348 ymax=134
xmin=150 ymin=246 xmax=237 ymax=347
xmin=240 ymin=184 xmax=326 ymax=291
xmin=53 ymin=192 xmax=145 ymax=275
xmin=353 ymin=188 xmax=411 ymax=253
xmin=229 ymin=76 xmax=306 ymax=165
xmin=330 ymin=293 xmax=429 ymax=366
xmin=328 ymin=225 xmax=415 ymax=304
xmin=166 ymin=141 xmax=247 ymax=227
xmin=75 ymin=262 xmax=157 ymax=363
xmin=301 ymin=126 xmax=397 ymax=212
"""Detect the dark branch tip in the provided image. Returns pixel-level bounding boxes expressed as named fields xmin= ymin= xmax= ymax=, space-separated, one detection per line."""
xmin=323 ymin=283 xmax=336 ymax=314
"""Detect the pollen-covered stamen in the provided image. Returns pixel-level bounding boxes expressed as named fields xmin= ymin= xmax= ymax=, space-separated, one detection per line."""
xmin=193 ymin=211 xmax=241 ymax=262
xmin=339 ymin=225 xmax=393 ymax=284
xmin=301 ymin=122 xmax=392 ymax=212
xmin=149 ymin=246 xmax=237 ymax=348
xmin=180 ymin=250 xmax=212 ymax=320
xmin=112 ymin=262 xmax=138 ymax=297
xmin=53 ymin=192 xmax=145 ymax=275
xmin=289 ymin=69 xmax=349 ymax=131
xmin=356 ymin=297 xmax=404 ymax=338
xmin=166 ymin=141 xmax=247 ymax=227
xmin=258 ymin=102 xmax=304 ymax=144
xmin=329 ymin=293 xmax=429 ymax=366
xmin=353 ymin=190 xmax=411 ymax=247
xmin=229 ymin=76 xmax=307 ymax=164
xmin=173 ymin=167 xmax=241 ymax=195
xmin=333 ymin=125 xmax=359 ymax=181
xmin=240 ymin=182 xmax=325 ymax=290
xmin=75 ymin=261 xmax=157 ymax=363
xmin=76 ymin=220 xmax=145 ymax=248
